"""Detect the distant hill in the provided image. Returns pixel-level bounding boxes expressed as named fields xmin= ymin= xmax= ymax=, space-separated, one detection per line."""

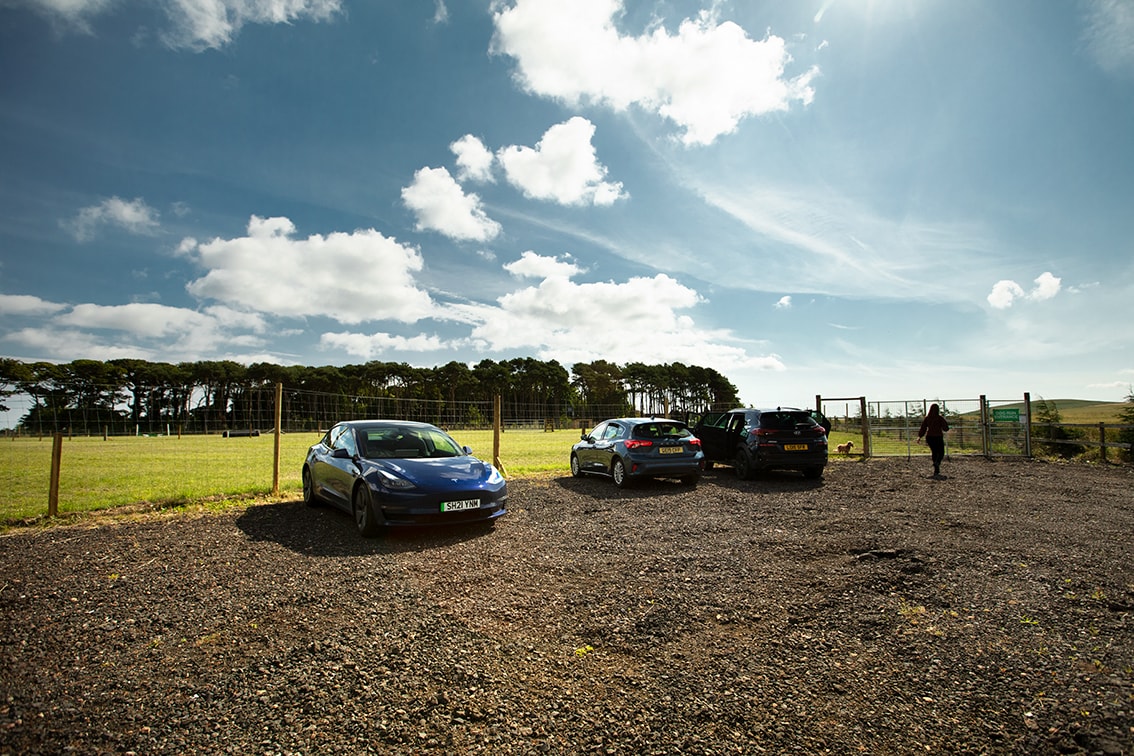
xmin=987 ymin=399 xmax=1129 ymax=424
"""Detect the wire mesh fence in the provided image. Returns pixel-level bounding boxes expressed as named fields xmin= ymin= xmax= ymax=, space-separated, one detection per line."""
xmin=4 ymin=388 xmax=1130 ymax=523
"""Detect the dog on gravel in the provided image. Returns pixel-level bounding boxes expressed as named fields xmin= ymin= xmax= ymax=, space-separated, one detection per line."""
xmin=836 ymin=441 xmax=854 ymax=454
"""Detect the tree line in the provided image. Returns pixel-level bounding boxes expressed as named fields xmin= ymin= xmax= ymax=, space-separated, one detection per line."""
xmin=0 ymin=357 xmax=740 ymax=435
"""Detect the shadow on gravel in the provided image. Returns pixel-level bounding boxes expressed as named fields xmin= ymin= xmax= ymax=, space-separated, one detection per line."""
xmin=235 ymin=499 xmax=497 ymax=557
xmin=553 ymin=467 xmax=825 ymax=500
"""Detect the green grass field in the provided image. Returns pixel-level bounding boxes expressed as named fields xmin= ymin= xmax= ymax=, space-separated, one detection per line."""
xmin=2 ymin=401 xmax=1127 ymax=526
xmin=0 ymin=428 xmax=578 ymax=525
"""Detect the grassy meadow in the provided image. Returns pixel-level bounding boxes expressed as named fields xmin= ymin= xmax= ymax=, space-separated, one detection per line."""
xmin=0 ymin=427 xmax=579 ymax=525
xmin=1 ymin=398 xmax=1126 ymax=526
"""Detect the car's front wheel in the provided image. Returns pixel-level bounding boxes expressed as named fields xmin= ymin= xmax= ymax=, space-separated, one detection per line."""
xmin=612 ymin=458 xmax=630 ymax=488
xmin=735 ymin=448 xmax=755 ymax=480
xmin=570 ymin=453 xmax=583 ymax=477
xmin=302 ymin=467 xmax=321 ymax=507
xmin=353 ymin=485 xmax=384 ymax=537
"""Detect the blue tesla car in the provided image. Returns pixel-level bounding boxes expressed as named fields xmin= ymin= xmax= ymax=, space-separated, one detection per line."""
xmin=302 ymin=420 xmax=507 ymax=537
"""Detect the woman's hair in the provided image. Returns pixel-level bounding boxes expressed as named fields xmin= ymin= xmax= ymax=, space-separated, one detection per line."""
xmin=928 ymin=403 xmax=940 ymax=417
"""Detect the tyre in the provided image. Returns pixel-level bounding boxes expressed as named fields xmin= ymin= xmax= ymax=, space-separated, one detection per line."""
xmin=302 ymin=467 xmax=321 ymax=507
xmin=570 ymin=453 xmax=583 ymax=477
xmin=803 ymin=466 xmax=824 ymax=480
xmin=681 ymin=474 xmax=700 ymax=486
xmin=612 ymin=458 xmax=630 ymax=488
xmin=353 ymin=485 xmax=384 ymax=537
xmin=735 ymin=448 xmax=754 ymax=480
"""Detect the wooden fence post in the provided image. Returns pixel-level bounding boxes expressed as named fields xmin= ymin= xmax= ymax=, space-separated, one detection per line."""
xmin=1023 ymin=393 xmax=1032 ymax=458
xmin=859 ymin=397 xmax=870 ymax=457
xmin=272 ymin=382 xmax=283 ymax=496
xmin=48 ymin=432 xmax=63 ymax=518
xmin=493 ymin=394 xmax=505 ymax=474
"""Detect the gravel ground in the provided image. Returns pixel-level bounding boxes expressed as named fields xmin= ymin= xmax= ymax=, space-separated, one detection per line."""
xmin=2 ymin=456 xmax=1133 ymax=755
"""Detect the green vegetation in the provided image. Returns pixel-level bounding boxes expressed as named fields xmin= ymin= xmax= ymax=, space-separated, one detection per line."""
xmin=0 ymin=428 xmax=575 ymax=525
xmin=5 ymin=397 xmax=1129 ymax=526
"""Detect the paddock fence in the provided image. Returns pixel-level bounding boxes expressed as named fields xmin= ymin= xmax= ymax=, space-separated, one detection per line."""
xmin=3 ymin=387 xmax=1131 ymax=523
xmin=816 ymin=393 xmax=1133 ymax=463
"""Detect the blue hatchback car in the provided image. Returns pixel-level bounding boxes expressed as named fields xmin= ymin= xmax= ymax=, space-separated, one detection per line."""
xmin=571 ymin=417 xmax=704 ymax=488
xmin=303 ymin=420 xmax=507 ymax=537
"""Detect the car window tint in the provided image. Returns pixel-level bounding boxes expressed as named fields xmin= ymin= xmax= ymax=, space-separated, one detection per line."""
xmin=603 ymin=424 xmax=623 ymax=440
xmin=635 ymin=422 xmax=690 ymax=439
xmin=329 ymin=425 xmax=352 ymax=450
xmin=423 ymin=429 xmax=464 ymax=458
xmin=335 ymin=427 xmax=359 ymax=456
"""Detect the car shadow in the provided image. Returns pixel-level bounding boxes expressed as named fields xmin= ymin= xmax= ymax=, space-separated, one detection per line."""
xmin=700 ymin=466 xmax=827 ymax=492
xmin=553 ymin=473 xmax=722 ymax=501
xmin=235 ymin=499 xmax=497 ymax=557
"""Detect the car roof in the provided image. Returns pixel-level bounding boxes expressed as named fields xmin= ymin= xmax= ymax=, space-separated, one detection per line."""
xmin=338 ymin=419 xmax=437 ymax=429
xmin=727 ymin=407 xmax=807 ymax=413
xmin=602 ymin=417 xmax=686 ymax=425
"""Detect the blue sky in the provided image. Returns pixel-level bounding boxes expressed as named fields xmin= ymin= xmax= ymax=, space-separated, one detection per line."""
xmin=2 ymin=0 xmax=1133 ymax=410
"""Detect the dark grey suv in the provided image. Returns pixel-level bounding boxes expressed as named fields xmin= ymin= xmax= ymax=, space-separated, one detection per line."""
xmin=692 ymin=408 xmax=828 ymax=480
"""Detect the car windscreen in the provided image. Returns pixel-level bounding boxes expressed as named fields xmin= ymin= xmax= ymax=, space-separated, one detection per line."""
xmin=359 ymin=426 xmax=465 ymax=459
xmin=632 ymin=422 xmax=692 ymax=439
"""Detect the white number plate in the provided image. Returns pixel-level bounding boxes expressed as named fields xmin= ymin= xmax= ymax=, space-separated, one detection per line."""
xmin=441 ymin=499 xmax=480 ymax=512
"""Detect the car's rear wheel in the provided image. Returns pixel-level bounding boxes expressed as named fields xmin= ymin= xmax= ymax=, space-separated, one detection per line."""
xmin=735 ymin=449 xmax=754 ymax=480
xmin=353 ymin=485 xmax=384 ymax=537
xmin=803 ymin=466 xmax=824 ymax=480
xmin=612 ymin=458 xmax=629 ymax=488
xmin=570 ymin=453 xmax=583 ymax=477
xmin=681 ymin=474 xmax=700 ymax=486
xmin=302 ymin=467 xmax=321 ymax=507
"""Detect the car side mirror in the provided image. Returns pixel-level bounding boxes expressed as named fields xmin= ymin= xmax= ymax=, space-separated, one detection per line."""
xmin=463 ymin=445 xmax=473 ymax=455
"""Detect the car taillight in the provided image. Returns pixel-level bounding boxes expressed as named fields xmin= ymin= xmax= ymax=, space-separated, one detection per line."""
xmin=624 ymin=439 xmax=654 ymax=450
xmin=687 ymin=437 xmax=701 ymax=448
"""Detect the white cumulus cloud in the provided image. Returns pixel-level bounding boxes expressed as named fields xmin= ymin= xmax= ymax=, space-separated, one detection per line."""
xmin=319 ymin=331 xmax=447 ymax=359
xmin=451 ymin=134 xmax=496 ymax=183
xmin=402 ymin=167 xmax=502 ymax=242
xmin=987 ymin=272 xmax=1062 ymax=309
xmin=184 ymin=215 xmax=435 ymax=324
xmin=491 ymin=0 xmax=818 ymax=145
xmin=444 ymin=251 xmax=784 ymax=374
xmin=497 ymin=117 xmax=627 ymax=206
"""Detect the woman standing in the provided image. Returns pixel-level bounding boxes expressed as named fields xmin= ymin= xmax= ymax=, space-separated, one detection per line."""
xmin=917 ymin=403 xmax=950 ymax=478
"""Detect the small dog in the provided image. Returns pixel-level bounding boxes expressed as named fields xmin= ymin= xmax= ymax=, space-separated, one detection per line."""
xmin=836 ymin=441 xmax=854 ymax=454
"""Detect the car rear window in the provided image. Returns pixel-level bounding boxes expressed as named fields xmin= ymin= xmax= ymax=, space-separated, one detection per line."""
xmin=633 ymin=422 xmax=692 ymax=439
xmin=758 ymin=411 xmax=816 ymax=430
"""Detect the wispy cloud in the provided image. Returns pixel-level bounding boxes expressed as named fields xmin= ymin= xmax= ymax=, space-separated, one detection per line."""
xmin=13 ymin=0 xmax=342 ymax=50
xmin=63 ymin=196 xmax=160 ymax=242
xmin=1081 ymin=0 xmax=1134 ymax=77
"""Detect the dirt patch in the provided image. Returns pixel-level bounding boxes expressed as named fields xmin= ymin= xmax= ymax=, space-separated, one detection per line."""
xmin=2 ymin=457 xmax=1132 ymax=754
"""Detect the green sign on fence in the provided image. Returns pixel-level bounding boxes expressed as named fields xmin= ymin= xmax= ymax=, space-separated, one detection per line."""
xmin=992 ymin=408 xmax=1020 ymax=422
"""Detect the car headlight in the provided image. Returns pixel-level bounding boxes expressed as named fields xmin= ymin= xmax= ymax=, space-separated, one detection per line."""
xmin=487 ymin=465 xmax=505 ymax=485
xmin=375 ymin=468 xmax=415 ymax=490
